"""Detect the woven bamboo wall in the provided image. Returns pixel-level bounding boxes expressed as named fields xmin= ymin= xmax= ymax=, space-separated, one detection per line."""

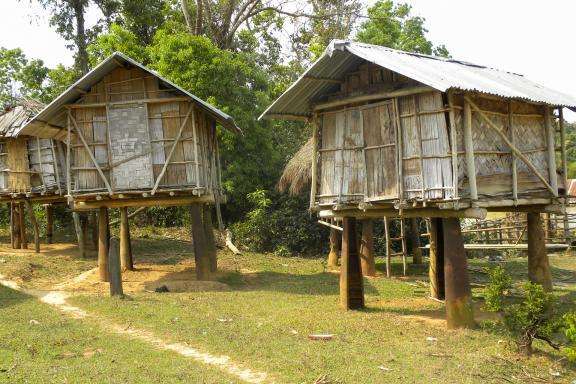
xmin=69 ymin=66 xmax=221 ymax=196
xmin=7 ymin=137 xmax=30 ymax=193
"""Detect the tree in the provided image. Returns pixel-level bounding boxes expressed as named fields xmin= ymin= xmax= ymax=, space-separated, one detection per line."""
xmin=355 ymin=0 xmax=449 ymax=57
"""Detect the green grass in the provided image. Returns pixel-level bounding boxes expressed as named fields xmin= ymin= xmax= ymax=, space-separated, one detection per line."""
xmin=2 ymin=235 xmax=576 ymax=383
xmin=0 ymin=285 xmax=242 ymax=383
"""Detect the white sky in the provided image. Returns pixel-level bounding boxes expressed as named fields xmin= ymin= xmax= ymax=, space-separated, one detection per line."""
xmin=0 ymin=0 xmax=575 ymax=119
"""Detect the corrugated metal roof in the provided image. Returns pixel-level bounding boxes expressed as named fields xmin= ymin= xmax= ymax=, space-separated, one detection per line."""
xmin=260 ymin=40 xmax=576 ymax=120
xmin=19 ymin=52 xmax=240 ymax=139
xmin=0 ymin=99 xmax=44 ymax=138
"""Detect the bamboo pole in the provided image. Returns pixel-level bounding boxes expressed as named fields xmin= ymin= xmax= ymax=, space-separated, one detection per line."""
xmin=18 ymin=202 xmax=27 ymax=249
xmin=384 ymin=217 xmax=391 ymax=278
xmin=544 ymin=106 xmax=558 ymax=195
xmin=98 ymin=207 xmax=109 ymax=282
xmin=24 ymin=201 xmax=40 ymax=253
xmin=120 ymin=207 xmax=133 ymax=271
xmin=203 ymin=204 xmax=217 ymax=273
xmin=190 ymin=204 xmax=210 ymax=280
xmin=340 ymin=216 xmax=364 ymax=310
xmin=463 ymin=97 xmax=478 ymax=200
xmin=360 ymin=220 xmax=376 ymax=277
xmin=46 ymin=205 xmax=54 ymax=244
xmin=443 ymin=217 xmax=475 ymax=329
xmin=527 ymin=213 xmax=553 ymax=292
xmin=509 ymin=100 xmax=518 ymax=201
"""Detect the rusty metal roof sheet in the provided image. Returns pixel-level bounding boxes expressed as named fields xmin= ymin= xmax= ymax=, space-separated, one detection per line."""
xmin=0 ymin=99 xmax=44 ymax=137
xmin=260 ymin=40 xmax=576 ymax=120
xmin=19 ymin=52 xmax=240 ymax=139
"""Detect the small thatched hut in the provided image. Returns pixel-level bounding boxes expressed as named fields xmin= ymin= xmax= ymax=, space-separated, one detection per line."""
xmin=0 ymin=99 xmax=67 ymax=252
xmin=19 ymin=52 xmax=240 ymax=283
xmin=262 ymin=40 xmax=576 ymax=328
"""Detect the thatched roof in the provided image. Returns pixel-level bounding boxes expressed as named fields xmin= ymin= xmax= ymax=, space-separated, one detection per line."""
xmin=279 ymin=137 xmax=313 ymax=195
xmin=0 ymin=98 xmax=44 ymax=138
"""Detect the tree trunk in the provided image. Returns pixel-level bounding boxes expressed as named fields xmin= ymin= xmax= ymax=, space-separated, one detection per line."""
xmin=527 ymin=213 xmax=553 ymax=291
xmin=340 ymin=217 xmax=364 ymax=310
xmin=120 ymin=207 xmax=134 ymax=272
xmin=409 ymin=218 xmax=423 ymax=264
xmin=25 ymin=201 xmax=40 ymax=253
xmin=98 ymin=207 xmax=109 ymax=282
xmin=73 ymin=0 xmax=89 ymax=74
xmin=46 ymin=205 xmax=54 ymax=244
xmin=191 ymin=204 xmax=210 ymax=280
xmin=195 ymin=0 xmax=203 ymax=35
xmin=443 ymin=218 xmax=475 ymax=329
xmin=203 ymin=205 xmax=217 ymax=273
xmin=180 ymin=0 xmax=195 ymax=33
xmin=429 ymin=218 xmax=445 ymax=300
xmin=360 ymin=220 xmax=376 ymax=277
xmin=327 ymin=227 xmax=340 ymax=268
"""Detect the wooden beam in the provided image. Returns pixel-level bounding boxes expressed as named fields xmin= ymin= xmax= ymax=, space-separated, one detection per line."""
xmin=359 ymin=220 xmax=376 ymax=277
xmin=544 ymin=106 xmax=558 ymax=195
xmin=463 ymin=97 xmax=478 ymax=200
xmin=72 ymin=194 xmax=215 ymax=210
xmin=191 ymin=204 xmax=210 ymax=280
xmin=68 ymin=111 xmax=114 ymax=196
xmin=98 ymin=207 xmax=109 ymax=282
xmin=151 ymin=104 xmax=194 ymax=195
xmin=25 ymin=200 xmax=40 ymax=253
xmin=429 ymin=218 xmax=445 ymax=300
xmin=443 ymin=217 xmax=475 ymax=329
xmin=120 ymin=207 xmax=133 ymax=272
xmin=340 ymin=217 xmax=364 ymax=310
xmin=464 ymin=96 xmax=557 ymax=196
xmin=108 ymin=238 xmax=124 ymax=297
xmin=313 ymin=86 xmax=435 ymax=111
xmin=527 ymin=213 xmax=553 ymax=291
xmin=203 ymin=204 xmax=217 ymax=273
xmin=65 ymin=97 xmax=190 ymax=109
xmin=319 ymin=207 xmax=487 ymax=220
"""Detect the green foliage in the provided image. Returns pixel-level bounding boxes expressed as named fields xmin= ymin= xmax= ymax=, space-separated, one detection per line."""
xmin=563 ymin=312 xmax=576 ymax=361
xmin=483 ymin=266 xmax=513 ymax=312
xmin=356 ymin=0 xmax=450 ymax=57
xmin=88 ymin=23 xmax=148 ymax=65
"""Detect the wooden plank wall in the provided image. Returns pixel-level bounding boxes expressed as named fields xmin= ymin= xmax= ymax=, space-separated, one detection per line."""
xmin=70 ymin=66 xmax=220 ymax=195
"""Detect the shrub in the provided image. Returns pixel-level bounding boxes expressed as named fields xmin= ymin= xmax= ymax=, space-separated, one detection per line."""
xmin=483 ymin=266 xmax=512 ymax=312
xmin=563 ymin=312 xmax=576 ymax=361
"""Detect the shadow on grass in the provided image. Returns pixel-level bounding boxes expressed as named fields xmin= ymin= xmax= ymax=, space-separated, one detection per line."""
xmin=0 ymin=284 xmax=31 ymax=309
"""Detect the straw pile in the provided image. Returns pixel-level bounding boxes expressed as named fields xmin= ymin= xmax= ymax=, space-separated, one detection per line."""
xmin=278 ymin=137 xmax=313 ymax=195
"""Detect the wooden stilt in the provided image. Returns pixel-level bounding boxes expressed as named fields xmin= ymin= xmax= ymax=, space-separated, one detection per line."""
xmin=120 ymin=207 xmax=133 ymax=271
xmin=429 ymin=218 xmax=445 ymax=300
xmin=108 ymin=238 xmax=124 ymax=297
xmin=409 ymin=218 xmax=423 ymax=264
xmin=340 ymin=217 xmax=364 ymax=310
xmin=9 ymin=203 xmax=15 ymax=248
xmin=527 ymin=213 xmax=553 ymax=291
xmin=190 ymin=204 xmax=209 ymax=280
xmin=384 ymin=217 xmax=391 ymax=278
xmin=18 ymin=202 xmax=27 ymax=249
xmin=203 ymin=205 xmax=217 ymax=273
xmin=73 ymin=212 xmax=85 ymax=258
xmin=327 ymin=227 xmax=340 ymax=268
xmin=46 ymin=205 xmax=54 ymax=244
xmin=91 ymin=211 xmax=98 ymax=250
xmin=400 ymin=219 xmax=407 ymax=276
xmin=13 ymin=203 xmax=20 ymax=249
xmin=360 ymin=220 xmax=376 ymax=277
xmin=443 ymin=217 xmax=475 ymax=329
xmin=24 ymin=201 xmax=40 ymax=253
xmin=98 ymin=207 xmax=109 ymax=282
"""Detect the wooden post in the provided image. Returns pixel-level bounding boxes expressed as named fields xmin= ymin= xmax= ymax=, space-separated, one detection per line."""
xmin=73 ymin=212 xmax=86 ymax=258
xmin=559 ymin=108 xmax=568 ymax=190
xmin=463 ymin=97 xmax=478 ymax=200
xmin=527 ymin=213 xmax=553 ymax=292
xmin=384 ymin=217 xmax=391 ymax=278
xmin=13 ymin=203 xmax=20 ymax=249
xmin=428 ymin=218 xmax=445 ymax=300
xmin=98 ymin=207 xmax=109 ymax=282
xmin=120 ymin=207 xmax=133 ymax=271
xmin=327 ymin=227 xmax=340 ymax=268
xmin=18 ymin=202 xmax=27 ymax=249
xmin=544 ymin=107 xmax=558 ymax=195
xmin=203 ymin=204 xmax=217 ymax=273
xmin=340 ymin=217 xmax=364 ymax=310
xmin=108 ymin=238 xmax=124 ymax=297
xmin=190 ymin=204 xmax=210 ymax=280
xmin=24 ymin=201 xmax=40 ymax=253
xmin=409 ymin=218 xmax=423 ymax=264
xmin=46 ymin=205 xmax=54 ymax=244
xmin=443 ymin=217 xmax=475 ymax=329
xmin=310 ymin=115 xmax=319 ymax=209
xmin=9 ymin=203 xmax=15 ymax=249
xmin=360 ymin=220 xmax=376 ymax=277
xmin=91 ymin=211 xmax=98 ymax=250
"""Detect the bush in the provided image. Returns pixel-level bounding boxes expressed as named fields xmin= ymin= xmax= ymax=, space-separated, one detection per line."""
xmin=563 ymin=312 xmax=576 ymax=361
xmin=483 ymin=266 xmax=512 ymax=312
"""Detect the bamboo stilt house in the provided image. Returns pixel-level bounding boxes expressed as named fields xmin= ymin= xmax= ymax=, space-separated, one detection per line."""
xmin=19 ymin=52 xmax=239 ymax=210
xmin=261 ymin=40 xmax=576 ymax=219
xmin=0 ymin=99 xmax=66 ymax=200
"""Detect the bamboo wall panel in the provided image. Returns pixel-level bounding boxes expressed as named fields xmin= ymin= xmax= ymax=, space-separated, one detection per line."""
xmin=319 ymin=112 xmax=337 ymax=202
xmin=7 ymin=138 xmax=30 ymax=192
xmin=108 ymin=103 xmax=154 ymax=190
xmin=362 ymin=102 xmax=397 ymax=200
xmin=0 ymin=140 xmax=8 ymax=190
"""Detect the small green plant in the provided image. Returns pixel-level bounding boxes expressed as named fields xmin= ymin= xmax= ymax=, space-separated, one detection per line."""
xmin=273 ymin=245 xmax=291 ymax=257
xmin=563 ymin=312 xmax=576 ymax=361
xmin=483 ymin=266 xmax=512 ymax=312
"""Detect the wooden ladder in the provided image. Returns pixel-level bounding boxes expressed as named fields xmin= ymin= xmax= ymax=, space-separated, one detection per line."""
xmin=384 ymin=217 xmax=408 ymax=277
